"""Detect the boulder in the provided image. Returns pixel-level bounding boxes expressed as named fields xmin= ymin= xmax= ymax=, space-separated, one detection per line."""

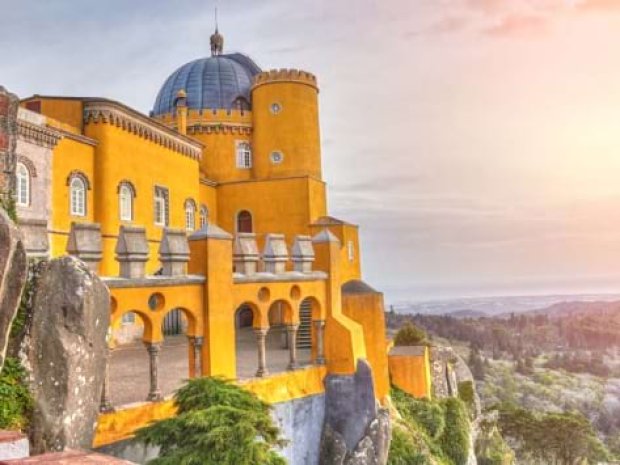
xmin=0 ymin=208 xmax=28 ymax=371
xmin=26 ymin=256 xmax=110 ymax=454
xmin=320 ymin=361 xmax=391 ymax=465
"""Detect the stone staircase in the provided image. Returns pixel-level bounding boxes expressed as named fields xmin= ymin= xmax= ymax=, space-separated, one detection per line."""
xmin=297 ymin=299 xmax=312 ymax=349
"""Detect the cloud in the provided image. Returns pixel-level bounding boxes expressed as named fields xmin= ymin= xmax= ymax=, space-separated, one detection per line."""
xmin=483 ymin=14 xmax=549 ymax=37
xmin=576 ymin=0 xmax=620 ymax=11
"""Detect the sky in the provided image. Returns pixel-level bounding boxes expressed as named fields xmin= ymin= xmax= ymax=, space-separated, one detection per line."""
xmin=3 ymin=0 xmax=620 ymax=302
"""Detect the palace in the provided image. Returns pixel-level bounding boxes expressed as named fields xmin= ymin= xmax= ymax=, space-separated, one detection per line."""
xmin=2 ymin=27 xmax=430 ymax=459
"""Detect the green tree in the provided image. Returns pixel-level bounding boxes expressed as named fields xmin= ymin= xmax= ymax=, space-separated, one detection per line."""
xmin=440 ymin=398 xmax=470 ymax=465
xmin=394 ymin=322 xmax=427 ymax=346
xmin=135 ymin=377 xmax=287 ymax=465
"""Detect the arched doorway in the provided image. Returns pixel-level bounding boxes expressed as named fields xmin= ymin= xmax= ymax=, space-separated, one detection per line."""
xmin=158 ymin=308 xmax=193 ymax=398
xmin=235 ymin=303 xmax=258 ymax=379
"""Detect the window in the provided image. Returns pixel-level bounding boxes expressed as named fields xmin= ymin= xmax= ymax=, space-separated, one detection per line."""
xmin=15 ymin=163 xmax=30 ymax=206
xmin=184 ymin=199 xmax=196 ymax=231
xmin=270 ymin=151 xmax=284 ymax=164
xmin=70 ymin=177 xmax=86 ymax=217
xmin=237 ymin=210 xmax=253 ymax=233
xmin=118 ymin=182 xmax=135 ymax=221
xmin=154 ymin=186 xmax=169 ymax=226
xmin=121 ymin=312 xmax=136 ymax=325
xmin=270 ymin=102 xmax=282 ymax=114
xmin=236 ymin=141 xmax=252 ymax=169
xmin=347 ymin=241 xmax=355 ymax=262
xmin=200 ymin=205 xmax=209 ymax=229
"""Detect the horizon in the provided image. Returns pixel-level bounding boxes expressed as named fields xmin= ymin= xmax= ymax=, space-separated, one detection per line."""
xmin=4 ymin=0 xmax=620 ymax=302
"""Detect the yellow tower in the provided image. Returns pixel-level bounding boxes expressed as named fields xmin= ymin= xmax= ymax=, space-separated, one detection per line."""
xmin=251 ymin=70 xmax=322 ymax=180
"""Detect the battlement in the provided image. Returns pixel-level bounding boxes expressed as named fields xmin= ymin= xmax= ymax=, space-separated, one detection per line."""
xmin=154 ymin=107 xmax=253 ymax=126
xmin=252 ymin=69 xmax=318 ymax=89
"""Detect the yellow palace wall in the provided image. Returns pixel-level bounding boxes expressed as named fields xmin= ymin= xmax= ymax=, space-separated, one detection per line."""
xmin=83 ymin=122 xmax=201 ymax=276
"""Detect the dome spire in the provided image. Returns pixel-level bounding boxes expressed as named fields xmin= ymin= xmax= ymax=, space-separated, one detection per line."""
xmin=210 ymin=7 xmax=224 ymax=56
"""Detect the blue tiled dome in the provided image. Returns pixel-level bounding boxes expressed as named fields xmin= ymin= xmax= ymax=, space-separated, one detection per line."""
xmin=152 ymin=53 xmax=261 ymax=115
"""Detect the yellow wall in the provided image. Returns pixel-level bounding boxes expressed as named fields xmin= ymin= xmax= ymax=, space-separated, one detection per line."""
xmin=388 ymin=347 xmax=433 ymax=400
xmin=198 ymin=181 xmax=218 ymax=225
xmin=252 ymin=72 xmax=322 ymax=180
xmin=22 ymin=97 xmax=84 ymax=134
xmin=83 ymin=122 xmax=201 ymax=276
xmin=217 ymin=177 xmax=326 ymax=244
xmin=310 ymin=222 xmax=362 ymax=282
xmin=342 ymin=290 xmax=390 ymax=401
xmin=49 ymin=136 xmax=96 ymax=257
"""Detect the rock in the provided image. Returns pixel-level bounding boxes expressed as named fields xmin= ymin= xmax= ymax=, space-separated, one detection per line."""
xmin=26 ymin=256 xmax=110 ymax=454
xmin=0 ymin=208 xmax=28 ymax=371
xmin=320 ymin=360 xmax=391 ymax=465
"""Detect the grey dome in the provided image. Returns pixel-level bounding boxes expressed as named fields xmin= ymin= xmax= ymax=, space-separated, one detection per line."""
xmin=152 ymin=53 xmax=261 ymax=115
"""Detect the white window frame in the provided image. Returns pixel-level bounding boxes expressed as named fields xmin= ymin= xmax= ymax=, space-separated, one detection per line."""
xmin=235 ymin=141 xmax=252 ymax=169
xmin=347 ymin=240 xmax=355 ymax=262
xmin=154 ymin=187 xmax=168 ymax=227
xmin=185 ymin=200 xmax=196 ymax=231
xmin=200 ymin=205 xmax=208 ymax=229
xmin=119 ymin=184 xmax=133 ymax=221
xmin=15 ymin=162 xmax=30 ymax=207
xmin=70 ymin=177 xmax=86 ymax=217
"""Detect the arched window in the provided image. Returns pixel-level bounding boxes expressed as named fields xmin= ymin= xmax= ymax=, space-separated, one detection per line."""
xmin=118 ymin=182 xmax=135 ymax=222
xmin=236 ymin=141 xmax=252 ymax=169
xmin=237 ymin=210 xmax=252 ymax=233
xmin=199 ymin=205 xmax=209 ymax=229
xmin=15 ymin=163 xmax=30 ymax=206
xmin=70 ymin=177 xmax=86 ymax=217
xmin=184 ymin=199 xmax=196 ymax=231
xmin=154 ymin=186 xmax=169 ymax=226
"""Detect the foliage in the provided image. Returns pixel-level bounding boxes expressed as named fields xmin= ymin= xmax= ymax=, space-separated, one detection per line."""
xmin=388 ymin=427 xmax=428 ymax=465
xmin=495 ymin=403 xmax=610 ymax=465
xmin=439 ymin=398 xmax=470 ymax=465
xmin=0 ymin=357 xmax=33 ymax=430
xmin=392 ymin=386 xmax=445 ymax=440
xmin=135 ymin=377 xmax=287 ymax=465
xmin=394 ymin=322 xmax=427 ymax=347
xmin=0 ymin=192 xmax=17 ymax=222
xmin=475 ymin=416 xmax=515 ymax=465
xmin=457 ymin=381 xmax=475 ymax=415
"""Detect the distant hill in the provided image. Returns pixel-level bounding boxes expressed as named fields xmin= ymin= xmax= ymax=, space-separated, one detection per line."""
xmin=392 ymin=293 xmax=620 ymax=317
xmin=525 ymin=300 xmax=620 ymax=318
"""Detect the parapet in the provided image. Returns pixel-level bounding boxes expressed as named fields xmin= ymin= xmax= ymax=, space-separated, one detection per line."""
xmin=234 ymin=233 xmax=260 ymax=275
xmin=159 ymin=228 xmax=190 ymax=277
xmin=66 ymin=222 xmax=102 ymax=271
xmin=291 ymin=235 xmax=315 ymax=273
xmin=263 ymin=234 xmax=289 ymax=274
xmin=115 ymin=226 xmax=149 ymax=279
xmin=252 ymin=69 xmax=318 ymax=90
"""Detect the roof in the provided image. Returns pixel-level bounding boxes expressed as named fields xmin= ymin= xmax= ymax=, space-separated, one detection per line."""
xmin=312 ymin=216 xmax=357 ymax=227
xmin=342 ymin=280 xmax=380 ymax=295
xmin=152 ymin=53 xmax=262 ymax=115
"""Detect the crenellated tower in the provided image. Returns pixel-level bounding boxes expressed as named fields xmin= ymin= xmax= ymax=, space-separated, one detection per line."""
xmin=251 ymin=69 xmax=322 ymax=180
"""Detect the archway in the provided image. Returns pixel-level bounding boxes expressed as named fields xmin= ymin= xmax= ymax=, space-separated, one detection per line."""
xmin=235 ymin=303 xmax=259 ymax=379
xmin=297 ymin=297 xmax=320 ymax=366
xmin=109 ymin=310 xmax=151 ymax=406
xmin=158 ymin=307 xmax=195 ymax=399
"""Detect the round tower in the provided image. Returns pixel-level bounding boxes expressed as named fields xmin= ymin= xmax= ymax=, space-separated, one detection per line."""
xmin=251 ymin=69 xmax=322 ymax=180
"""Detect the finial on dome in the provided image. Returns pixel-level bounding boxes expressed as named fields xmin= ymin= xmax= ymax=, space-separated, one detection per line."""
xmin=210 ymin=7 xmax=224 ymax=56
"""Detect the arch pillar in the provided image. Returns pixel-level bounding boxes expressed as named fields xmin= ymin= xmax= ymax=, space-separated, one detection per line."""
xmin=145 ymin=341 xmax=163 ymax=401
xmin=286 ymin=324 xmax=299 ymax=370
xmin=254 ymin=327 xmax=269 ymax=378
xmin=99 ymin=345 xmax=114 ymax=413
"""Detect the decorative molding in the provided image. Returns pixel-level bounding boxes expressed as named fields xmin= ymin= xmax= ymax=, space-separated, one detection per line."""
xmin=16 ymin=155 xmax=37 ymax=177
xmin=83 ymin=101 xmax=203 ymax=160
xmin=66 ymin=170 xmax=92 ymax=190
xmin=17 ymin=120 xmax=61 ymax=148
xmin=187 ymin=123 xmax=252 ymax=136
xmin=199 ymin=177 xmax=218 ymax=187
xmin=117 ymin=179 xmax=137 ymax=197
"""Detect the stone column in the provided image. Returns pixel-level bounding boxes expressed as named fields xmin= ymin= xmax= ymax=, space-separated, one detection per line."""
xmin=314 ymin=320 xmax=326 ymax=365
xmin=254 ymin=328 xmax=269 ymax=378
xmin=145 ymin=342 xmax=163 ymax=401
xmin=287 ymin=324 xmax=299 ymax=370
xmin=99 ymin=346 xmax=114 ymax=413
xmin=188 ymin=336 xmax=204 ymax=378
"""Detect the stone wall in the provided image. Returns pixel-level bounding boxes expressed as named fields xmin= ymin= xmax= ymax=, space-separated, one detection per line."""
xmin=0 ymin=86 xmax=18 ymax=197
xmin=272 ymin=394 xmax=326 ymax=465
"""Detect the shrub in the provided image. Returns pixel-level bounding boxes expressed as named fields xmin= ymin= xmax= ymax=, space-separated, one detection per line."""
xmin=440 ymin=398 xmax=470 ymax=465
xmin=0 ymin=357 xmax=33 ymax=430
xmin=394 ymin=323 xmax=427 ymax=347
xmin=392 ymin=387 xmax=446 ymax=440
xmin=458 ymin=381 xmax=475 ymax=415
xmin=388 ymin=427 xmax=428 ymax=465
xmin=135 ymin=377 xmax=287 ymax=465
